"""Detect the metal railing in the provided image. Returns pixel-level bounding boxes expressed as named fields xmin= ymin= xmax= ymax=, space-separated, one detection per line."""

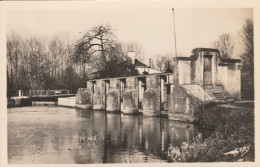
xmin=29 ymin=90 xmax=70 ymax=97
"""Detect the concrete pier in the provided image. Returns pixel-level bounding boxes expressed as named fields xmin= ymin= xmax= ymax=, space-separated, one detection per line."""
xmin=92 ymin=80 xmax=106 ymax=110
xmin=142 ymin=75 xmax=161 ymax=116
xmin=75 ymin=88 xmax=92 ymax=109
xmin=122 ymin=90 xmax=138 ymax=114
xmin=106 ymin=89 xmax=120 ymax=112
xmin=10 ymin=96 xmax=32 ymax=107
xmin=142 ymin=89 xmax=160 ymax=116
xmin=121 ymin=77 xmax=139 ymax=114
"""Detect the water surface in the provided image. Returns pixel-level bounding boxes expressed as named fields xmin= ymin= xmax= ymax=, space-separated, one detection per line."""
xmin=8 ymin=106 xmax=197 ymax=163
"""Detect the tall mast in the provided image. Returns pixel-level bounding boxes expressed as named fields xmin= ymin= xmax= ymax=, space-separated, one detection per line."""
xmin=172 ymin=8 xmax=178 ymax=58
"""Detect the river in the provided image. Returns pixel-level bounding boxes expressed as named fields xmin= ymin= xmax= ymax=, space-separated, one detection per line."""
xmin=8 ymin=105 xmax=198 ymax=163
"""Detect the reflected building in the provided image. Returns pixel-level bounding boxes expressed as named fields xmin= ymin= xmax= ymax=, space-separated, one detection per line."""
xmin=8 ymin=107 xmax=198 ymax=164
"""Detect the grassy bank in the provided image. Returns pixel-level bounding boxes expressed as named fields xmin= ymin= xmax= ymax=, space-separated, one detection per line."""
xmin=167 ymin=103 xmax=254 ymax=162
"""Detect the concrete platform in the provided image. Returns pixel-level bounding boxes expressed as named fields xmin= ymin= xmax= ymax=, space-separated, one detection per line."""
xmin=32 ymin=101 xmax=57 ymax=106
xmin=10 ymin=96 xmax=32 ymax=107
xmin=168 ymin=113 xmax=197 ymax=123
xmin=58 ymin=96 xmax=76 ymax=107
xmin=31 ymin=94 xmax=75 ymax=102
xmin=75 ymin=104 xmax=92 ymax=109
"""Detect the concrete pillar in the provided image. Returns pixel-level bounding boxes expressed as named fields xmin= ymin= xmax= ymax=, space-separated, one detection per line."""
xmin=18 ymin=90 xmax=22 ymax=97
xmin=142 ymin=89 xmax=160 ymax=116
xmin=93 ymin=91 xmax=103 ymax=110
xmin=160 ymin=77 xmax=165 ymax=102
xmin=142 ymin=75 xmax=160 ymax=116
xmin=106 ymin=89 xmax=120 ymax=112
xmin=93 ymin=80 xmax=106 ymax=110
xmin=75 ymin=88 xmax=92 ymax=109
xmin=122 ymin=89 xmax=138 ymax=114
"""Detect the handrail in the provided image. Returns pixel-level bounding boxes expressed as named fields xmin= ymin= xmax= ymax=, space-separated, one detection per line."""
xmin=29 ymin=90 xmax=70 ymax=97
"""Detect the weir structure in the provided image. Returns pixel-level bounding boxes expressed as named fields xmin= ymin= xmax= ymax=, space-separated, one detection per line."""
xmin=74 ymin=48 xmax=241 ymax=122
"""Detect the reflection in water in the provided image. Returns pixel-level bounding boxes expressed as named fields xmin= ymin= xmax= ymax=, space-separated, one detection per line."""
xmin=8 ymin=106 xmax=197 ymax=164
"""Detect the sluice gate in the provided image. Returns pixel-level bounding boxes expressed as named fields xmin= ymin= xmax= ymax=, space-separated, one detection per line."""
xmin=73 ymin=48 xmax=241 ymax=122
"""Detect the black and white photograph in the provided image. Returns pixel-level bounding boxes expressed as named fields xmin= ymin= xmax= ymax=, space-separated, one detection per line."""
xmin=0 ymin=0 xmax=257 ymax=165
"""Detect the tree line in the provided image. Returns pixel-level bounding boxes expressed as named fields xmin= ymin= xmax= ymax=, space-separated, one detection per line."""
xmin=7 ymin=25 xmax=143 ymax=97
xmin=7 ymin=33 xmax=81 ymax=97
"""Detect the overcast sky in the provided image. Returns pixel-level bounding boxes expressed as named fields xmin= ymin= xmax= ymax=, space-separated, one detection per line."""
xmin=6 ymin=4 xmax=252 ymax=62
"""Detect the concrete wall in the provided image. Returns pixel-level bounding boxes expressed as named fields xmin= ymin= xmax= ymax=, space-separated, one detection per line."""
xmin=178 ymin=61 xmax=191 ymax=85
xmin=58 ymin=96 xmax=76 ymax=107
xmin=217 ymin=64 xmax=241 ymax=99
xmin=86 ymin=81 xmax=92 ymax=89
xmin=177 ymin=50 xmax=241 ymax=99
xmin=168 ymin=84 xmax=199 ymax=122
xmin=178 ymin=51 xmax=219 ymax=86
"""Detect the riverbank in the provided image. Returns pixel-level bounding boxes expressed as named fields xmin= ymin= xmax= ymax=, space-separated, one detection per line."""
xmin=195 ymin=103 xmax=254 ymax=162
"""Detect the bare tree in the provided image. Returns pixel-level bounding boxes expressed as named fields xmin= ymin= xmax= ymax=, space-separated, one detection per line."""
xmin=154 ymin=53 xmax=174 ymax=72
xmin=213 ymin=34 xmax=234 ymax=59
xmin=240 ymin=19 xmax=254 ymax=100
xmin=124 ymin=42 xmax=144 ymax=62
xmin=240 ymin=19 xmax=254 ymax=71
xmin=74 ymin=24 xmax=115 ymax=80
xmin=7 ymin=33 xmax=22 ymax=95
xmin=7 ymin=24 xmax=144 ymax=96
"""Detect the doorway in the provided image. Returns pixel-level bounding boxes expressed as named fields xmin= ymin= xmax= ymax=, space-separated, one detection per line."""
xmin=119 ymin=79 xmax=126 ymax=103
xmin=104 ymin=80 xmax=110 ymax=109
xmin=138 ymin=77 xmax=146 ymax=109
xmin=203 ymin=55 xmax=213 ymax=85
